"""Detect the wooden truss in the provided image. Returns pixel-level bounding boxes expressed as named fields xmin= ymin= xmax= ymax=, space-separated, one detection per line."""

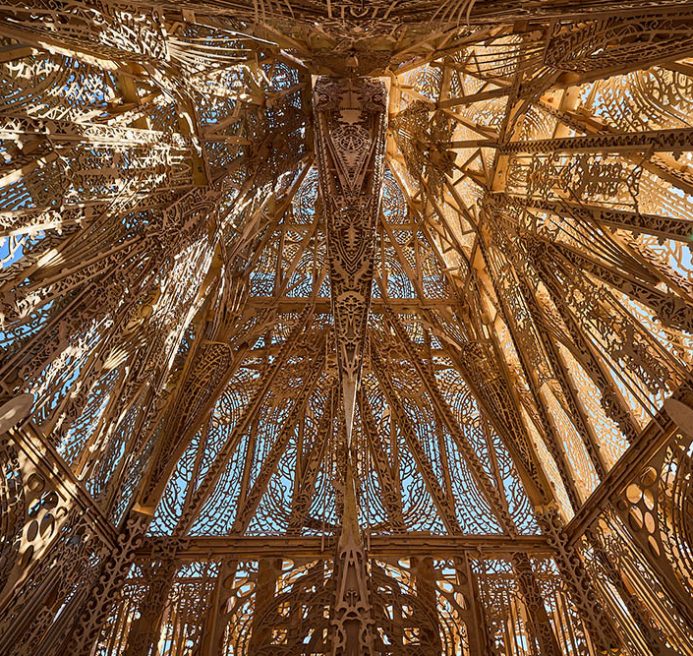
xmin=0 ymin=1 xmax=692 ymax=655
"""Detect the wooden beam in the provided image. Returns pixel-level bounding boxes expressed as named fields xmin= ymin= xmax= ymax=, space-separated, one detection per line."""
xmin=135 ymin=534 xmax=553 ymax=560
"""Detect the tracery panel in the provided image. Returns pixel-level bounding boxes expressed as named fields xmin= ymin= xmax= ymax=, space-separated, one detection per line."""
xmin=0 ymin=3 xmax=692 ymax=655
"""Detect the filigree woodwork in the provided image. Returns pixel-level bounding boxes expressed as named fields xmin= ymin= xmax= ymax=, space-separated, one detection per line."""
xmin=0 ymin=2 xmax=692 ymax=655
xmin=314 ymin=76 xmax=387 ymax=442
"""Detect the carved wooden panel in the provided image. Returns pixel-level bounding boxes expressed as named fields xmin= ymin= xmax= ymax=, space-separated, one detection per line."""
xmin=0 ymin=2 xmax=691 ymax=655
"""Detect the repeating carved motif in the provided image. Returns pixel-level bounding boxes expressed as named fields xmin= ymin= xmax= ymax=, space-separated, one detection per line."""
xmin=544 ymin=10 xmax=693 ymax=76
xmin=314 ymin=77 xmax=387 ymax=441
xmin=0 ymin=440 xmax=24 ymax=592
xmin=0 ymin=3 xmax=692 ymax=656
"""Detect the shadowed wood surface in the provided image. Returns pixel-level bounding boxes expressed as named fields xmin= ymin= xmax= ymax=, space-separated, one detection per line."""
xmin=0 ymin=1 xmax=692 ymax=654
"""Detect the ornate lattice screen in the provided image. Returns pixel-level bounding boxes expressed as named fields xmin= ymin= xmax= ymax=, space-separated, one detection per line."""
xmin=0 ymin=1 xmax=692 ymax=655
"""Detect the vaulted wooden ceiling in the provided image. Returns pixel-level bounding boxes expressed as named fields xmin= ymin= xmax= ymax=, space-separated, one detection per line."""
xmin=0 ymin=2 xmax=692 ymax=655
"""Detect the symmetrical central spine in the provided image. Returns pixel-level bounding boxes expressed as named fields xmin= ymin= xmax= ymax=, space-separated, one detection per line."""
xmin=313 ymin=76 xmax=388 ymax=443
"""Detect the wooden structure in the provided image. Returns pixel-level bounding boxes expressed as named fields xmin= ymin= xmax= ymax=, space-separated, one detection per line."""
xmin=0 ymin=1 xmax=692 ymax=654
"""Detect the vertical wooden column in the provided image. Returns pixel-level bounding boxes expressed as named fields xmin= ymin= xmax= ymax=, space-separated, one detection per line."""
xmin=538 ymin=504 xmax=622 ymax=654
xmin=313 ymin=76 xmax=388 ymax=655
xmin=462 ymin=554 xmax=492 ymax=655
xmin=199 ymin=559 xmax=238 ymax=656
xmin=412 ymin=557 xmax=442 ymax=653
xmin=249 ymin=558 xmax=282 ymax=652
xmin=63 ymin=514 xmax=149 ymax=656
xmin=123 ymin=557 xmax=178 ymax=656
xmin=330 ymin=462 xmax=375 ymax=656
xmin=511 ymin=553 xmax=562 ymax=656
